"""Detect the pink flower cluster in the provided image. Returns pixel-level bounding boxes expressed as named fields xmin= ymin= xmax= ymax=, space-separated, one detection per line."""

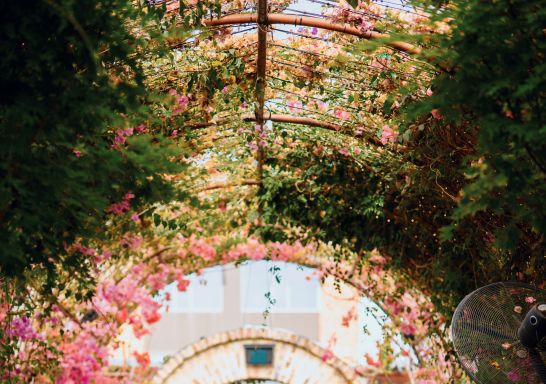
xmin=93 ymin=264 xmax=164 ymax=338
xmin=307 ymin=99 xmax=328 ymax=113
xmin=334 ymin=108 xmax=351 ymax=120
xmin=381 ymin=125 xmax=398 ymax=145
xmin=69 ymin=243 xmax=112 ymax=264
xmin=57 ymin=325 xmax=113 ymax=384
xmin=224 ymin=238 xmax=267 ymax=262
xmin=148 ymin=264 xmax=171 ymax=291
xmin=111 ymin=127 xmax=134 ymax=150
xmin=269 ymin=241 xmax=306 ymax=261
xmin=169 ymin=89 xmax=189 ymax=115
xmin=174 ymin=271 xmax=191 ymax=292
xmin=221 ymin=239 xmax=308 ymax=263
xmin=341 ymin=306 xmax=357 ymax=327
xmin=254 ymin=124 xmax=268 ymax=148
xmin=120 ymin=233 xmax=142 ymax=250
xmin=287 ymin=99 xmax=303 ymax=112
xmin=188 ymin=236 xmax=217 ymax=261
xmin=105 ymin=192 xmax=135 ymax=215
xmin=327 ymin=1 xmax=377 ymax=32
xmin=7 ymin=316 xmax=42 ymax=341
xmin=383 ymin=292 xmax=433 ymax=338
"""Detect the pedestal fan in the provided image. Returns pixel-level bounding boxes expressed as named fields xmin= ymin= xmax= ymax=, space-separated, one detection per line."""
xmin=451 ymin=282 xmax=546 ymax=383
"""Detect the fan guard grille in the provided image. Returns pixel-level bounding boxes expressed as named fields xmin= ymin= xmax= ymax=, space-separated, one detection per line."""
xmin=451 ymin=282 xmax=546 ymax=384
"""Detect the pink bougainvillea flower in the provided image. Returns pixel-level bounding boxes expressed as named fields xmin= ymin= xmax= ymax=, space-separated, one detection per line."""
xmin=247 ymin=141 xmax=258 ymax=151
xmin=177 ymin=278 xmax=191 ymax=292
xmin=426 ymin=88 xmax=433 ymax=97
xmin=135 ymin=123 xmax=147 ymax=134
xmin=321 ymin=349 xmax=334 ymax=362
xmin=360 ymin=19 xmax=373 ymax=32
xmin=525 ymin=296 xmax=536 ymax=304
xmin=338 ymin=147 xmax=349 ymax=156
xmin=380 ymin=125 xmax=398 ymax=145
xmin=400 ymin=322 xmax=417 ymax=337
xmin=132 ymin=321 xmax=150 ymax=338
xmin=105 ymin=191 xmax=135 ymax=215
xmin=113 ymin=133 xmax=126 ymax=147
xmin=341 ymin=307 xmax=357 ymax=327
xmin=73 ymin=243 xmax=96 ymax=257
xmin=134 ymin=351 xmax=151 ymax=369
xmin=334 ymin=108 xmax=351 ymax=120
xmin=7 ymin=317 xmax=42 ymax=341
xmin=116 ymin=308 xmax=128 ymax=324
xmin=222 ymin=86 xmax=229 ymax=94
xmin=365 ymin=353 xmax=382 ymax=368
xmin=316 ymin=100 xmax=327 ymax=112
xmin=178 ymin=95 xmax=189 ymax=106
xmin=287 ymin=100 xmax=303 ymax=112
xmin=72 ymin=149 xmax=82 ymax=157
xmin=188 ymin=237 xmax=217 ymax=261
xmin=431 ymin=109 xmax=443 ymax=120
xmin=507 ymin=368 xmax=521 ymax=382
xmin=120 ymin=233 xmax=142 ymax=251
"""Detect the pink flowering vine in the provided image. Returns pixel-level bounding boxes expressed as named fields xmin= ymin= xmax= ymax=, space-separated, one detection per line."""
xmin=380 ymin=125 xmax=398 ymax=145
xmin=7 ymin=317 xmax=42 ymax=341
xmin=169 ymin=88 xmax=189 ymax=115
xmin=105 ymin=191 xmax=135 ymax=215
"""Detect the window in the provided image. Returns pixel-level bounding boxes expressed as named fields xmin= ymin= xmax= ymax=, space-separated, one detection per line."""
xmin=160 ymin=266 xmax=224 ymax=313
xmin=240 ymin=261 xmax=320 ymax=313
xmin=244 ymin=344 xmax=274 ymax=365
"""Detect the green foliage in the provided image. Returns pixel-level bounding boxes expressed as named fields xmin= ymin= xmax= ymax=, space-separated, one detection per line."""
xmin=261 ymin=131 xmax=390 ymax=251
xmin=0 ymin=0 xmax=182 ymax=283
xmin=415 ymin=0 xmax=546 ymax=239
xmin=259 ymin=0 xmax=546 ymax=312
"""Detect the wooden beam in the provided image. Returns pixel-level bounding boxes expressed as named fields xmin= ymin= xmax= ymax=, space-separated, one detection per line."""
xmin=203 ymin=13 xmax=420 ymax=55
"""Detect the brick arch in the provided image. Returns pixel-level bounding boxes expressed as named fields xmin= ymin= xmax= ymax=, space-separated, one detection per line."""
xmin=151 ymin=326 xmax=365 ymax=384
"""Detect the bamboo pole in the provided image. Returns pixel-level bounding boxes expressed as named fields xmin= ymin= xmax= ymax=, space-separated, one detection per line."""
xmin=243 ymin=113 xmax=342 ymax=131
xmin=242 ymin=113 xmax=383 ymax=146
xmin=255 ymin=0 xmax=268 ymax=220
xmin=203 ymin=13 xmax=420 ymax=55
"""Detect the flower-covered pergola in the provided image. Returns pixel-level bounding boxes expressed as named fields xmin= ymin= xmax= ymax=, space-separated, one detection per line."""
xmin=1 ymin=0 xmax=544 ymax=382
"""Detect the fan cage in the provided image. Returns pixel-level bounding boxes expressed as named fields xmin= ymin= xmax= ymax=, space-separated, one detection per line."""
xmin=451 ymin=282 xmax=546 ymax=384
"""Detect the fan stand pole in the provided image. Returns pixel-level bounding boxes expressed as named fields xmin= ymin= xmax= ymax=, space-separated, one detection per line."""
xmin=529 ymin=348 xmax=546 ymax=384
